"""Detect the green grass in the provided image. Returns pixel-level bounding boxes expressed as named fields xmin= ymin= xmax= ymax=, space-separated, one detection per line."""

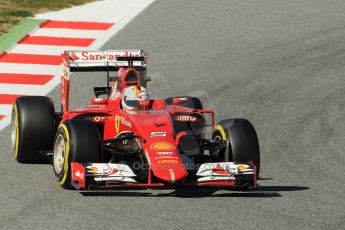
xmin=0 ymin=18 xmax=44 ymax=53
xmin=0 ymin=0 xmax=94 ymax=36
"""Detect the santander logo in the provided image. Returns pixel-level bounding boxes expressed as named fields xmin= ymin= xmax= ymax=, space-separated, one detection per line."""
xmin=69 ymin=51 xmax=140 ymax=61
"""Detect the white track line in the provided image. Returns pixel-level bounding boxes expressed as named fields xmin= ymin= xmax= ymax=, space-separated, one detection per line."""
xmin=0 ymin=63 xmax=60 ymax=75
xmin=32 ymin=28 xmax=104 ymax=38
xmin=10 ymin=44 xmax=85 ymax=55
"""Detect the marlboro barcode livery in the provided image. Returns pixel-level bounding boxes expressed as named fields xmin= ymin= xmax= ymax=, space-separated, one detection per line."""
xmin=11 ymin=50 xmax=260 ymax=190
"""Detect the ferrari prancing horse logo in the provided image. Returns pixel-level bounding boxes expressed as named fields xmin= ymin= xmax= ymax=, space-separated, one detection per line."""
xmin=115 ymin=114 xmax=121 ymax=133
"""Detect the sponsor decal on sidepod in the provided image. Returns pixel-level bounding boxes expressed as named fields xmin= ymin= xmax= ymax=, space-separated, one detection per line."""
xmin=175 ymin=115 xmax=198 ymax=122
xmin=121 ymin=117 xmax=132 ymax=127
xmin=150 ymin=142 xmax=175 ymax=151
xmin=150 ymin=131 xmax=167 ymax=137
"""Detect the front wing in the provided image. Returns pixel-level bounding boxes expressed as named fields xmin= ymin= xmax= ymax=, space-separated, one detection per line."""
xmin=71 ymin=161 xmax=257 ymax=190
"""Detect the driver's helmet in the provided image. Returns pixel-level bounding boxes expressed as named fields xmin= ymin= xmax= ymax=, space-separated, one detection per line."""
xmin=121 ymin=85 xmax=150 ymax=111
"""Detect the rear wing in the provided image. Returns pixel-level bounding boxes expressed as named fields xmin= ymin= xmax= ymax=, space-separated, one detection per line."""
xmin=62 ymin=50 xmax=147 ymax=72
xmin=60 ymin=50 xmax=147 ymax=112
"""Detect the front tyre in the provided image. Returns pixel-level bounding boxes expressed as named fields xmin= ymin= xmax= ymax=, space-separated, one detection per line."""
xmin=53 ymin=120 xmax=101 ymax=189
xmin=212 ymin=118 xmax=260 ymax=177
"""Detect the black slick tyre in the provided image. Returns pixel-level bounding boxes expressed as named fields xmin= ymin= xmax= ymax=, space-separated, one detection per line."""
xmin=212 ymin=118 xmax=260 ymax=177
xmin=53 ymin=119 xmax=101 ymax=189
xmin=11 ymin=96 xmax=55 ymax=163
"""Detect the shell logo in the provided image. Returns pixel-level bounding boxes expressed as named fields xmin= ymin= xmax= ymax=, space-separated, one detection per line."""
xmin=150 ymin=142 xmax=175 ymax=151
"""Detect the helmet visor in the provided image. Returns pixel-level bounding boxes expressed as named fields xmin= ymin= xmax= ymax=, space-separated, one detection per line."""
xmin=124 ymin=99 xmax=139 ymax=108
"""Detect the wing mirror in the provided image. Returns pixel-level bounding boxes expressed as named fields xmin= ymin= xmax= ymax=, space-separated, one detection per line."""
xmin=173 ymin=97 xmax=188 ymax=105
xmin=90 ymin=98 xmax=108 ymax=105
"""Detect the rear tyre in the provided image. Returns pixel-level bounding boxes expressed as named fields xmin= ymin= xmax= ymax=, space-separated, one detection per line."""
xmin=11 ymin=96 xmax=55 ymax=163
xmin=165 ymin=96 xmax=203 ymax=110
xmin=212 ymin=118 xmax=260 ymax=177
xmin=53 ymin=119 xmax=101 ymax=189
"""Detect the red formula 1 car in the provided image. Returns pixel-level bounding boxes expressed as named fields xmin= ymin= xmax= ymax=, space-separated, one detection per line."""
xmin=11 ymin=50 xmax=260 ymax=190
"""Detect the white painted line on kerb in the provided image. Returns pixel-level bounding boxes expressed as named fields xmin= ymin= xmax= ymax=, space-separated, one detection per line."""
xmin=10 ymin=44 xmax=85 ymax=55
xmin=0 ymin=84 xmax=51 ymax=95
xmin=0 ymin=63 xmax=61 ymax=75
xmin=33 ymin=28 xmax=105 ymax=39
xmin=0 ymin=105 xmax=12 ymax=115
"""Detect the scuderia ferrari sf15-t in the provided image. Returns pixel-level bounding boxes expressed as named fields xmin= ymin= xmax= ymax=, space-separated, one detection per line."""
xmin=11 ymin=50 xmax=260 ymax=190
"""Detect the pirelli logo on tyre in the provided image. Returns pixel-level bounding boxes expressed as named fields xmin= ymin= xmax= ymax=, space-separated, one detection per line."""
xmin=150 ymin=142 xmax=175 ymax=151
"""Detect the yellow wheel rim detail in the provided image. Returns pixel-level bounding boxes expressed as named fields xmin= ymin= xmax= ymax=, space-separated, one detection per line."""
xmin=12 ymin=104 xmax=19 ymax=159
xmin=58 ymin=124 xmax=70 ymax=185
xmin=215 ymin=125 xmax=227 ymax=140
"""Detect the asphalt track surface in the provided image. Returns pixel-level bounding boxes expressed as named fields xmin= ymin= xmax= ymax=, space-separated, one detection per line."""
xmin=1 ymin=0 xmax=345 ymax=229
